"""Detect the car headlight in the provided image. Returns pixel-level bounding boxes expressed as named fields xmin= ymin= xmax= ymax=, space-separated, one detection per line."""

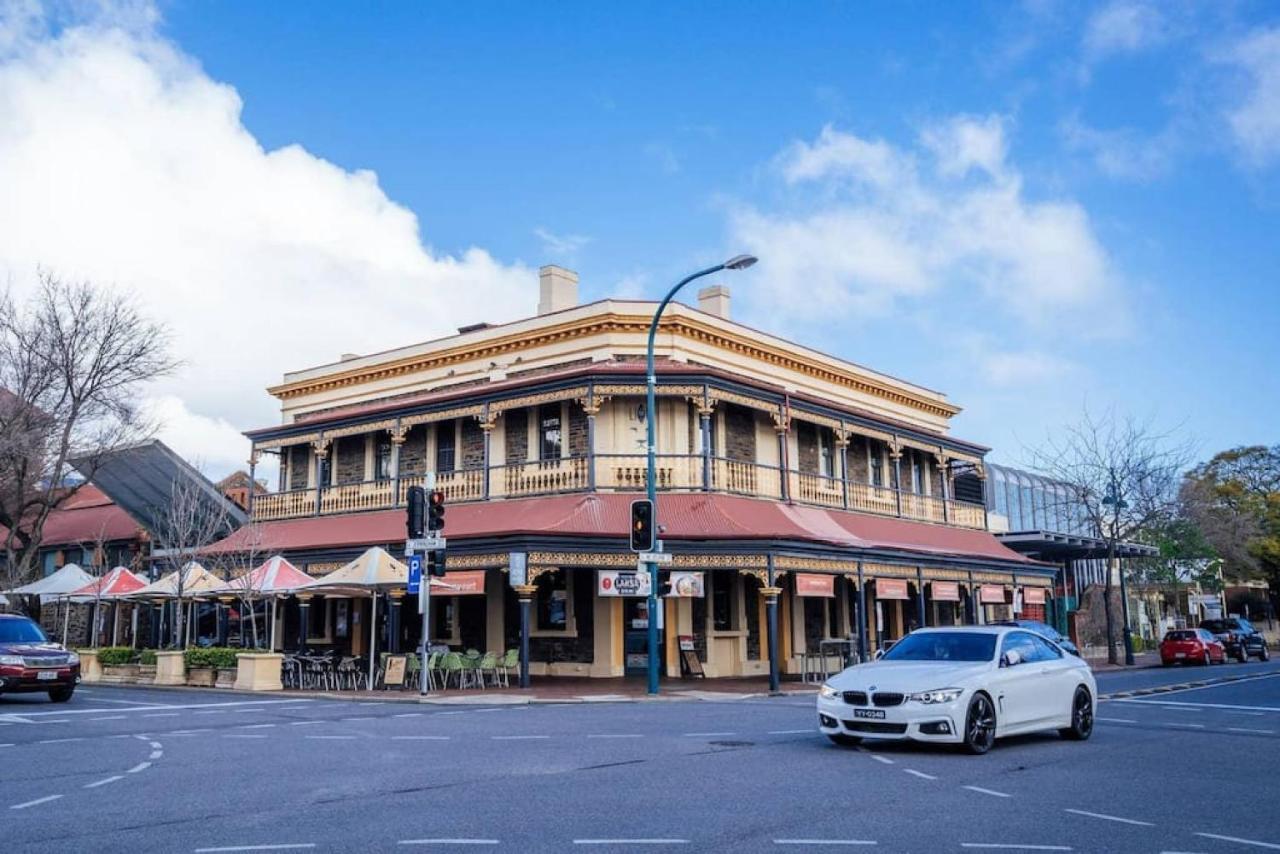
xmin=66 ymin=652 xmax=80 ymax=666
xmin=0 ymin=654 xmax=23 ymax=666
xmin=818 ymin=683 xmax=840 ymax=700
xmin=907 ymin=687 xmax=964 ymax=704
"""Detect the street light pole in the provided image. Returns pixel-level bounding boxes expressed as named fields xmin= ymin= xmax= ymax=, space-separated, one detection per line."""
xmin=644 ymin=254 xmax=757 ymax=696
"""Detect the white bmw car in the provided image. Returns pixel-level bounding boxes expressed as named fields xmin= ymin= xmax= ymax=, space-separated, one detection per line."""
xmin=817 ymin=626 xmax=1096 ymax=754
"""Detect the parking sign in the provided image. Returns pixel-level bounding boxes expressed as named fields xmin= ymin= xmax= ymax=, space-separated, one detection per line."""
xmin=407 ymin=554 xmax=422 ymax=594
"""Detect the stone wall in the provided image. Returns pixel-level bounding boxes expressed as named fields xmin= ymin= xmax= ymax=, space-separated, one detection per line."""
xmin=724 ymin=404 xmax=756 ymax=462
xmin=288 ymin=446 xmax=310 ymax=491
xmin=849 ymin=435 xmax=870 ymax=482
xmin=461 ymin=418 xmax=484 ymax=469
xmin=335 ymin=436 xmax=364 ymax=485
xmin=399 ymin=425 xmax=428 ymax=476
xmin=568 ymin=404 xmax=588 ymax=456
xmin=505 ymin=409 xmax=528 ymax=464
xmin=1071 ymin=583 xmax=1125 ymax=652
xmin=797 ymin=422 xmax=819 ymax=473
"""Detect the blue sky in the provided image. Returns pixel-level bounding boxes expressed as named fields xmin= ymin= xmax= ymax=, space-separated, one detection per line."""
xmin=1 ymin=1 xmax=1276 ymax=474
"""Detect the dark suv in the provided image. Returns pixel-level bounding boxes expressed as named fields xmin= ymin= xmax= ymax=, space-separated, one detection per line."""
xmin=1199 ymin=618 xmax=1270 ymax=663
xmin=0 ymin=614 xmax=80 ymax=702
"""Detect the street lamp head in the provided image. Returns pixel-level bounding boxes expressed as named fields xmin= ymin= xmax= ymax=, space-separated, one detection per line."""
xmin=723 ymin=254 xmax=758 ymax=271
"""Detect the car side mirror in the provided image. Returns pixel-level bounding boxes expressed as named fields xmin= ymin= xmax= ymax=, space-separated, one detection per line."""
xmin=1001 ymin=650 xmax=1022 ymax=668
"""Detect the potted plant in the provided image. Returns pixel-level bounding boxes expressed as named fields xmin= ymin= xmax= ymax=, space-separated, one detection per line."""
xmin=97 ymin=647 xmax=139 ymax=683
xmin=137 ymin=649 xmax=157 ymax=684
xmin=183 ymin=648 xmax=217 ymax=687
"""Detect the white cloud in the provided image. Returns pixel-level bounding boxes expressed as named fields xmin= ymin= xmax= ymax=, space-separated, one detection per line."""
xmin=1082 ymin=0 xmax=1169 ymax=61
xmin=1215 ymin=26 xmax=1280 ymax=168
xmin=730 ymin=117 xmax=1123 ymax=334
xmin=1060 ymin=114 xmax=1177 ymax=180
xmin=0 ymin=4 xmax=534 ymax=478
xmin=533 ymin=227 xmax=591 ymax=259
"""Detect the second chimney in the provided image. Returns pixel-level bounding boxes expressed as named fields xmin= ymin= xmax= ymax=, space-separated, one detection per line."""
xmin=697 ymin=284 xmax=731 ymax=319
xmin=538 ymin=265 xmax=579 ymax=315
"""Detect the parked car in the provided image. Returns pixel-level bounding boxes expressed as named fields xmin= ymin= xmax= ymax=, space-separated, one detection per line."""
xmin=817 ymin=627 xmax=1096 ymax=755
xmin=993 ymin=619 xmax=1081 ymax=657
xmin=1199 ymin=618 xmax=1270 ymax=663
xmin=0 ymin=614 xmax=80 ymax=702
xmin=1159 ymin=629 xmax=1225 ymax=666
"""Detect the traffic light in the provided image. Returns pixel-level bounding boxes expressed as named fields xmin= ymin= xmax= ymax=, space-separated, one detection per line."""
xmin=406 ymin=486 xmax=425 ymax=538
xmin=427 ymin=489 xmax=446 ymax=532
xmin=426 ymin=548 xmax=447 ymax=578
xmin=629 ymin=498 xmax=654 ymax=553
xmin=657 ymin=568 xmax=673 ymax=598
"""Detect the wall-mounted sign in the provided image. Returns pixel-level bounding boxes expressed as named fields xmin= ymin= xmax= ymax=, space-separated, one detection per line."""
xmin=980 ymin=584 xmax=1007 ymax=604
xmin=795 ymin=573 xmax=835 ymax=598
xmin=931 ymin=581 xmax=961 ymax=602
xmin=508 ymin=552 xmax=527 ymax=587
xmin=1022 ymin=587 xmax=1046 ymax=605
xmin=440 ymin=570 xmax=486 ymax=595
xmin=599 ymin=570 xmax=651 ymax=597
xmin=667 ymin=572 xmax=705 ymax=598
xmin=876 ymin=578 xmax=909 ymax=600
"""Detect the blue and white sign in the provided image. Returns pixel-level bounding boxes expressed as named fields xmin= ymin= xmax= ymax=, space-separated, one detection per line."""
xmin=508 ymin=552 xmax=527 ymax=587
xmin=407 ymin=554 xmax=423 ymax=595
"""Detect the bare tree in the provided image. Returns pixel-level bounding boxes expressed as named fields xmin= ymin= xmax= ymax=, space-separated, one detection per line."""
xmin=0 ymin=273 xmax=176 ymax=593
xmin=152 ymin=476 xmax=231 ymax=649
xmin=211 ymin=520 xmax=268 ymax=649
xmin=1027 ymin=409 xmax=1192 ymax=665
xmin=74 ymin=522 xmax=114 ymax=648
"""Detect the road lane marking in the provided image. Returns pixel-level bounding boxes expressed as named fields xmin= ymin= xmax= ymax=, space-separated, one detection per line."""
xmin=587 ymin=734 xmax=643 ymax=739
xmin=1098 ymin=718 xmax=1137 ymax=724
xmin=1064 ymin=809 xmax=1152 ymax=826
xmin=305 ymin=735 xmax=356 ymax=740
xmin=964 ymin=786 xmax=1011 ymax=798
xmin=960 ymin=846 xmax=1071 ymax=851
xmin=240 ymin=724 xmax=276 ymax=729
xmin=1166 ymin=723 xmax=1206 ymax=729
xmin=89 ymin=715 xmax=128 ymax=721
xmin=142 ymin=713 xmax=180 ymax=718
xmin=773 ymin=841 xmax=876 ymax=846
xmin=289 ymin=721 xmax=324 ymax=726
xmin=127 ymin=762 xmax=151 ymax=774
xmin=1194 ymin=832 xmax=1280 ymax=850
xmin=149 ymin=741 xmax=162 ymax=748
xmin=194 ymin=846 xmax=317 ymax=852
xmin=1227 ymin=727 xmax=1275 ymax=734
xmin=0 ymin=744 xmax=13 ymax=748
xmin=491 ymin=735 xmax=549 ymax=740
xmin=393 ymin=713 xmax=424 ymax=718
xmin=150 ymin=750 xmax=163 ymax=759
xmin=904 ymin=769 xmax=937 ymax=780
xmin=870 ymin=755 xmax=894 ymax=765
xmin=171 ymin=729 xmax=211 ymax=735
xmin=573 ymin=840 xmax=688 ymax=845
xmin=11 ymin=699 xmax=312 ymax=718
xmin=38 ymin=737 xmax=82 ymax=744
xmin=341 ymin=717 xmax=374 ymax=722
xmin=223 ymin=735 xmax=268 ymax=739
xmin=10 ymin=794 xmax=63 ymax=809
xmin=399 ymin=841 xmax=499 ymax=846
xmin=391 ymin=736 xmax=450 ymax=741
xmin=84 ymin=775 xmax=123 ymax=788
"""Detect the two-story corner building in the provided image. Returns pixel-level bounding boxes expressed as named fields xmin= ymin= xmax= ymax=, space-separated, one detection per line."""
xmin=211 ymin=265 xmax=1053 ymax=680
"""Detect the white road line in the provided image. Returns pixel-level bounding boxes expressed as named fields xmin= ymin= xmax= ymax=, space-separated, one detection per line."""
xmin=573 ymin=840 xmax=688 ymax=846
xmin=240 ymin=724 xmax=276 ymax=730
xmin=1166 ymin=723 xmax=1206 ymax=729
xmin=438 ymin=711 xmax=465 ymax=715
xmin=341 ymin=717 xmax=373 ymax=722
xmin=1227 ymin=727 xmax=1275 ymax=734
xmin=84 ymin=775 xmax=124 ymax=789
xmin=195 ymin=710 xmax=229 ymax=715
xmin=870 ymin=755 xmax=894 ymax=765
xmin=8 ymin=699 xmax=313 ymax=719
xmin=1195 ymin=832 xmax=1280 ymax=850
xmin=38 ymin=737 xmax=82 ymax=744
xmin=587 ymin=734 xmax=643 ymax=739
xmin=1063 ymin=808 xmax=1152 ymax=827
xmin=81 ymin=697 xmax=171 ymax=706
xmin=399 ymin=841 xmax=499 ymax=846
xmin=768 ymin=729 xmax=812 ymax=735
xmin=10 ymin=794 xmax=63 ymax=809
xmin=682 ymin=731 xmax=735 ymax=737
xmin=126 ymin=762 xmax=151 ymax=774
xmin=491 ymin=735 xmax=549 ymax=740
xmin=194 ymin=846 xmax=317 ymax=852
xmin=1098 ymin=718 xmax=1137 ymax=724
xmin=964 ymin=786 xmax=1011 ymax=798
xmin=391 ymin=736 xmax=450 ymax=741
xmin=904 ymin=769 xmax=936 ymax=780
xmin=357 ymin=702 xmax=384 ymax=706
xmin=89 ymin=715 xmax=128 ymax=722
xmin=149 ymin=741 xmax=162 ymax=749
xmin=223 ymin=735 xmax=268 ymax=739
xmin=960 ymin=845 xmax=1071 ymax=851
xmin=150 ymin=750 xmax=163 ymax=759
xmin=171 ymin=729 xmax=211 ymax=735
xmin=305 ymin=735 xmax=356 ymax=740
xmin=0 ymin=743 xmax=12 ymax=748
xmin=142 ymin=713 xmax=180 ymax=718
xmin=773 ymin=841 xmax=876 ymax=846
xmin=393 ymin=713 xmax=424 ymax=718
xmin=289 ymin=721 xmax=324 ymax=726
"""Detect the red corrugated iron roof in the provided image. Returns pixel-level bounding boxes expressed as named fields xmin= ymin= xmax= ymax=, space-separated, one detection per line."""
xmin=1 ymin=485 xmax=143 ymax=547
xmin=207 ymin=493 xmax=1035 ymax=567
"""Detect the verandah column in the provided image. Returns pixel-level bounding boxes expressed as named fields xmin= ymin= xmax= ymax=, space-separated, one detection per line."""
xmin=390 ymin=419 xmax=405 ymax=508
xmin=311 ymin=437 xmax=330 ymax=517
xmin=774 ymin=412 xmax=791 ymax=501
xmin=856 ymin=562 xmax=868 ymax=662
xmin=763 ymin=556 xmax=782 ymax=694
xmin=580 ymin=393 xmax=604 ymax=492
xmin=836 ymin=430 xmax=850 ymax=510
xmin=890 ymin=441 xmax=904 ymax=518
xmin=247 ymin=447 xmax=260 ymax=517
xmin=916 ymin=566 xmax=926 ymax=629
xmin=699 ymin=402 xmax=715 ymax=492
xmin=934 ymin=452 xmax=950 ymax=525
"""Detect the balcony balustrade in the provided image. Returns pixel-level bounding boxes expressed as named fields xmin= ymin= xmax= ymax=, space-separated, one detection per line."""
xmin=252 ymin=453 xmax=987 ymax=530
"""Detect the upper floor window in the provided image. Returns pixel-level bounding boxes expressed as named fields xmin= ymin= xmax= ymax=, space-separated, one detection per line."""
xmin=436 ymin=421 xmax=456 ymax=473
xmin=374 ymin=434 xmax=393 ymax=480
xmin=317 ymin=454 xmax=331 ymax=488
xmin=818 ymin=429 xmax=834 ymax=478
xmin=870 ymin=448 xmax=884 ymax=487
xmin=539 ymin=403 xmax=562 ymax=461
xmin=912 ymin=456 xmax=926 ymax=494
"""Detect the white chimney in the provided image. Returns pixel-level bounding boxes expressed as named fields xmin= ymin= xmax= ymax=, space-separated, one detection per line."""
xmin=697 ymin=284 xmax=730 ymax=319
xmin=538 ymin=265 xmax=579 ymax=315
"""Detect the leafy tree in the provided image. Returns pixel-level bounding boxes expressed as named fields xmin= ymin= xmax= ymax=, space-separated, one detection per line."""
xmin=1183 ymin=445 xmax=1280 ymax=598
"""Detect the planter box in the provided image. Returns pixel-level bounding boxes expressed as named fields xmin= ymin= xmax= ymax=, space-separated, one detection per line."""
xmin=101 ymin=664 xmax=140 ymax=684
xmin=136 ymin=664 xmax=156 ymax=685
xmin=215 ymin=668 xmax=237 ymax=689
xmin=186 ymin=667 xmax=215 ymax=687
xmin=154 ymin=651 xmax=186 ymax=686
xmin=234 ymin=653 xmax=283 ymax=692
xmin=78 ymin=649 xmax=102 ymax=684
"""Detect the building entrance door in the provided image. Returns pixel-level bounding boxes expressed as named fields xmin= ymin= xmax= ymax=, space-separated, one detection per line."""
xmin=623 ymin=598 xmax=662 ymax=677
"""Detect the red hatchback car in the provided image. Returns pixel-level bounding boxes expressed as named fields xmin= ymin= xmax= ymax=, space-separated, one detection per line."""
xmin=1160 ymin=628 xmax=1226 ymax=667
xmin=0 ymin=614 xmax=81 ymax=702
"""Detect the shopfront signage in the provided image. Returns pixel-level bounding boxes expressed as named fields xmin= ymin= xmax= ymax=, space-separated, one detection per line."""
xmin=599 ymin=570 xmax=652 ymax=597
xmin=508 ymin=552 xmax=527 ymax=587
xmin=441 ymin=570 xmax=486 ymax=595
xmin=795 ymin=573 xmax=835 ymax=598
xmin=980 ymin=584 xmax=1007 ymax=604
xmin=876 ymin=578 xmax=909 ymax=600
xmin=1022 ymin=587 xmax=1046 ymax=605
xmin=667 ymin=572 xmax=705 ymax=598
xmin=931 ymin=581 xmax=960 ymax=602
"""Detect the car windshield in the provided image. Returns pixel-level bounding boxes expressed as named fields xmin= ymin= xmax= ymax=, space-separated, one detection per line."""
xmin=1165 ymin=630 xmax=1196 ymax=641
xmin=1201 ymin=620 xmax=1233 ymax=632
xmin=879 ymin=632 xmax=997 ymax=662
xmin=0 ymin=619 xmax=49 ymax=644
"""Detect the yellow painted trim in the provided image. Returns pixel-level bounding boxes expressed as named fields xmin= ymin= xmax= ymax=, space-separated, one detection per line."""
xmin=611 ymin=599 xmax=623 ymax=670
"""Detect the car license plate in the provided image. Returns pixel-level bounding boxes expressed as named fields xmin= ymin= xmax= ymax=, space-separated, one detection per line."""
xmin=853 ymin=708 xmax=885 ymax=719
xmin=1175 ymin=652 xmax=1186 ymax=659
xmin=36 ymin=670 xmax=58 ymax=681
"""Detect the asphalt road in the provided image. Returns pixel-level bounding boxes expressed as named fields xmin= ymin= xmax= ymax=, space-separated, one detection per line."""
xmin=2 ymin=663 xmax=1278 ymax=853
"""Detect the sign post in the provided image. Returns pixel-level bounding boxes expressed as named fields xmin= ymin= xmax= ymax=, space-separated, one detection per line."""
xmin=509 ymin=553 xmax=531 ymax=689
xmin=410 ymin=474 xmax=436 ymax=696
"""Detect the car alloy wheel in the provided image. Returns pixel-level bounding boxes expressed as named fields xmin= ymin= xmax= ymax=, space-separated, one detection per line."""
xmin=963 ymin=693 xmax=996 ymax=755
xmin=1203 ymin=650 xmax=1212 ymax=666
xmin=1060 ymin=686 xmax=1094 ymax=741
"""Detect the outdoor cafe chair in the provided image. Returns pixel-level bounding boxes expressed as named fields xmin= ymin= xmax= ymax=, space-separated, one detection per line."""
xmin=496 ymin=649 xmax=518 ymax=687
xmin=336 ymin=656 xmax=361 ymax=691
xmin=404 ymin=653 xmax=421 ymax=690
xmin=476 ymin=652 xmax=498 ymax=689
xmin=440 ymin=652 xmax=468 ymax=689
